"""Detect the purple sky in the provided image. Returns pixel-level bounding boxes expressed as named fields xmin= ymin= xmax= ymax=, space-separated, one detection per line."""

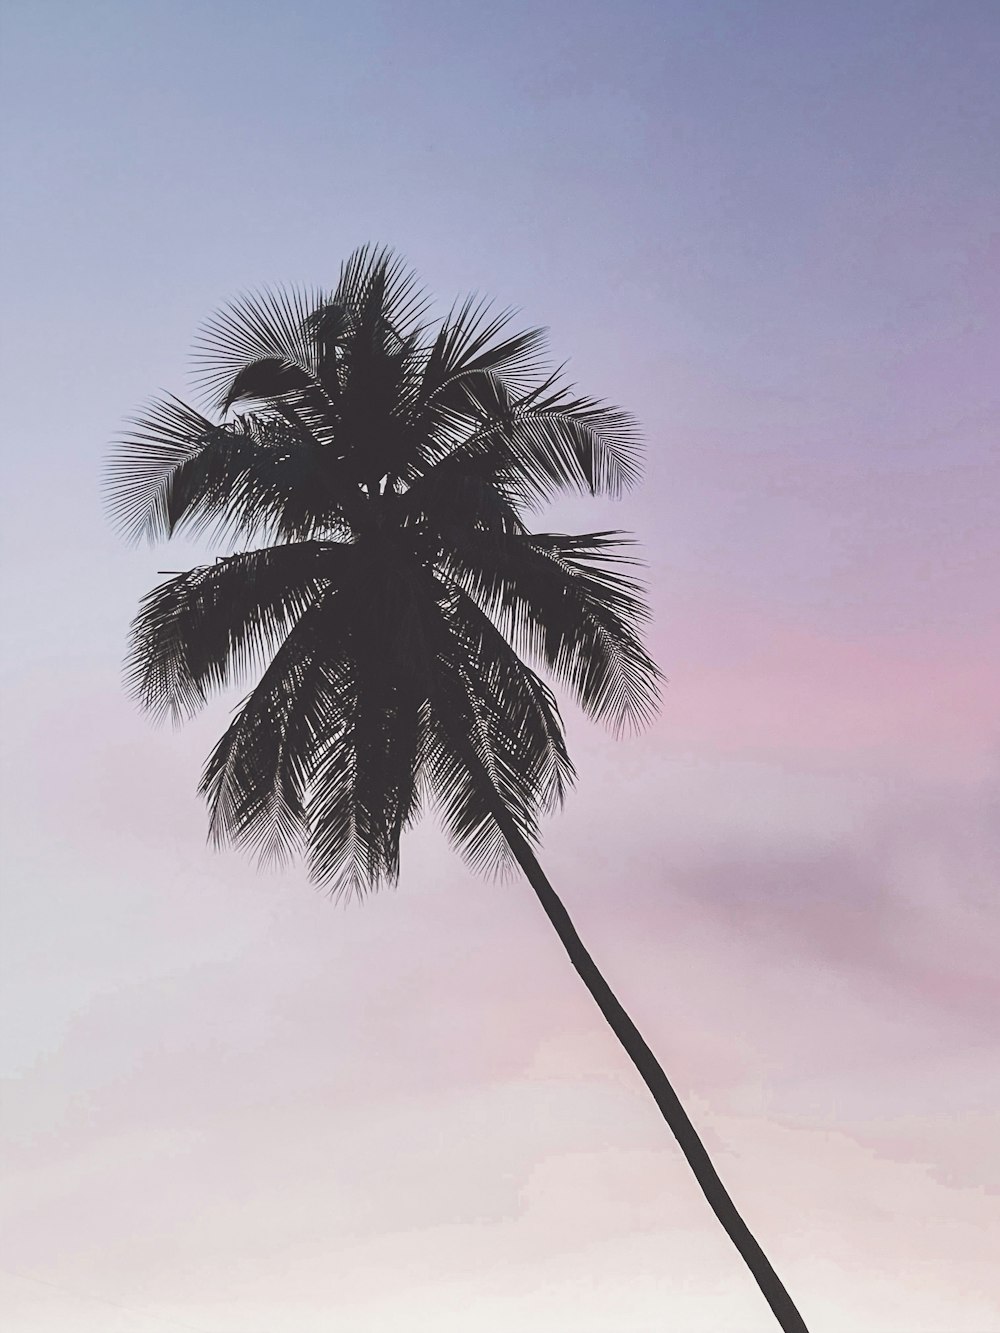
xmin=1 ymin=2 xmax=998 ymax=1329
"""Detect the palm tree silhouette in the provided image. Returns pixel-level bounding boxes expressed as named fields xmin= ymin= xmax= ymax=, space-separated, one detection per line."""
xmin=107 ymin=246 xmax=808 ymax=1332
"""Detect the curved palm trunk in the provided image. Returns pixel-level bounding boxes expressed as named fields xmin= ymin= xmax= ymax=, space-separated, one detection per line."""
xmin=490 ymin=807 xmax=810 ymax=1332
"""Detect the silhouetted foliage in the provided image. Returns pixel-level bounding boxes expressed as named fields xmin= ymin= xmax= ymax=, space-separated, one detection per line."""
xmin=108 ymin=246 xmax=657 ymax=893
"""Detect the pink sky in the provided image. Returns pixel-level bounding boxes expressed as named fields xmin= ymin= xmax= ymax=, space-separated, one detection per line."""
xmin=2 ymin=3 xmax=998 ymax=1330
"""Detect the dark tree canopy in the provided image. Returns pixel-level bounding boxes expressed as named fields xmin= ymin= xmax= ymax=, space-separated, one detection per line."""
xmin=107 ymin=246 xmax=661 ymax=895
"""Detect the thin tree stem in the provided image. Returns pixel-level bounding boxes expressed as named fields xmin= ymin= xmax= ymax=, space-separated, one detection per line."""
xmin=491 ymin=810 xmax=810 ymax=1332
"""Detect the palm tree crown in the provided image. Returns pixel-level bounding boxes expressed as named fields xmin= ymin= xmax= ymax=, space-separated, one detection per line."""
xmin=107 ymin=246 xmax=661 ymax=894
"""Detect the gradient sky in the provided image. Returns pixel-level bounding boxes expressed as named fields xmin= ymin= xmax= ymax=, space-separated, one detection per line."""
xmin=1 ymin=2 xmax=998 ymax=1330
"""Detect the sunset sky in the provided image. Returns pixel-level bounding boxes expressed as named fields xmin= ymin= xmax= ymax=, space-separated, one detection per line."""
xmin=1 ymin=2 xmax=998 ymax=1330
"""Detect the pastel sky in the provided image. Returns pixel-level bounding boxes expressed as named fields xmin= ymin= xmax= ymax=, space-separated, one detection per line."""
xmin=1 ymin=2 xmax=998 ymax=1330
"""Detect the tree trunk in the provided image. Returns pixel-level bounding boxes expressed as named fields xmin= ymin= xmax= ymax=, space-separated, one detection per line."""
xmin=491 ymin=809 xmax=811 ymax=1332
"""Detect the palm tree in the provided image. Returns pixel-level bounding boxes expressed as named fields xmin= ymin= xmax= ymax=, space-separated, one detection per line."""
xmin=106 ymin=246 xmax=809 ymax=1332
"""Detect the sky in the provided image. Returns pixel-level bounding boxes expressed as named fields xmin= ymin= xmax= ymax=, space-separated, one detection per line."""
xmin=1 ymin=1 xmax=998 ymax=1330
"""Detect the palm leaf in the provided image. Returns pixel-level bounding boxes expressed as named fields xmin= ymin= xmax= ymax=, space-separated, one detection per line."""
xmin=105 ymin=395 xmax=217 ymax=544
xmin=125 ymin=541 xmax=352 ymax=722
xmin=442 ymin=529 xmax=662 ymax=733
xmin=301 ymin=549 xmax=436 ymax=895
xmin=193 ymin=285 xmax=324 ymax=412
xmin=418 ymin=577 xmax=574 ymax=875
xmin=333 ymin=244 xmax=431 ymax=340
xmin=199 ymin=595 xmax=336 ymax=865
xmin=107 ymin=396 xmax=363 ymax=545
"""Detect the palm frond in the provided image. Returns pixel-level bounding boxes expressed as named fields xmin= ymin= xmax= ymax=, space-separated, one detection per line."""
xmin=220 ymin=357 xmax=317 ymax=412
xmin=407 ymin=301 xmax=549 ymax=474
xmin=334 ymin=244 xmax=431 ymax=340
xmin=447 ymin=585 xmax=575 ymax=814
xmin=302 ymin=549 xmax=438 ymax=895
xmin=410 ymin=368 xmax=642 ymax=508
xmin=199 ymin=595 xmax=335 ymax=866
xmin=421 ymin=296 xmax=547 ymax=394
xmin=442 ymin=530 xmax=662 ymax=734
xmin=193 ymin=286 xmax=324 ymax=412
xmin=507 ymin=390 xmax=643 ymax=500
xmin=421 ymin=695 xmax=516 ymax=875
xmin=419 ymin=578 xmax=575 ymax=875
xmin=306 ymin=674 xmax=424 ymax=896
xmin=107 ymin=396 xmax=362 ymax=545
xmin=125 ymin=541 xmax=352 ymax=723
xmin=105 ymin=395 xmax=217 ymax=544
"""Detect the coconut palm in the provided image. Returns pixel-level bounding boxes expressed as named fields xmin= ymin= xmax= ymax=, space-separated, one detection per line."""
xmin=106 ymin=246 xmax=808 ymax=1332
